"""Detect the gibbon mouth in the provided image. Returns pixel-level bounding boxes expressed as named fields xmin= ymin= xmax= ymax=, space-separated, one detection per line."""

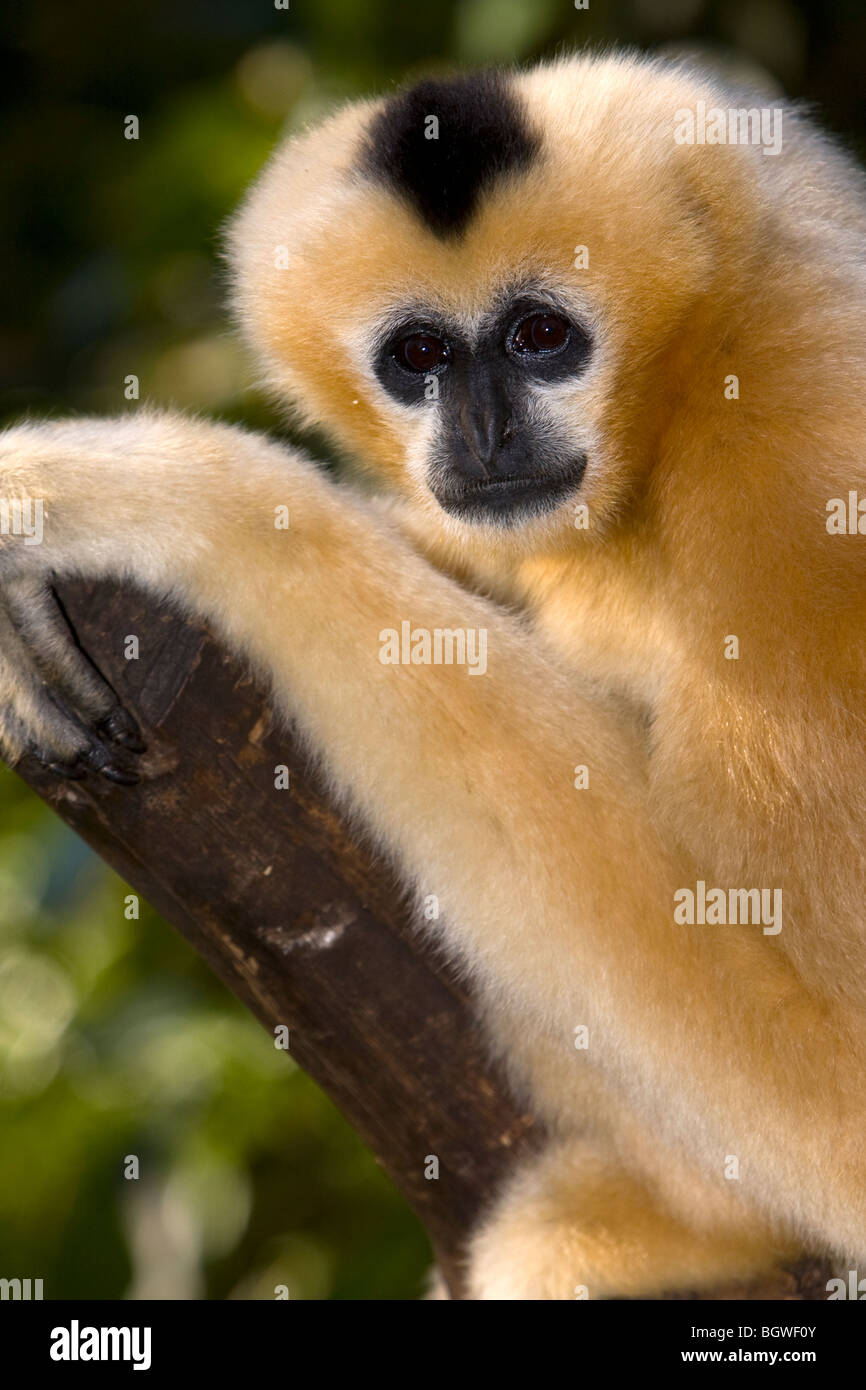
xmin=432 ymin=455 xmax=587 ymax=524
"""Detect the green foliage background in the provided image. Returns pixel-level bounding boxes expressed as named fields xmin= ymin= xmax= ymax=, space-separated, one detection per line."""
xmin=0 ymin=0 xmax=862 ymax=1299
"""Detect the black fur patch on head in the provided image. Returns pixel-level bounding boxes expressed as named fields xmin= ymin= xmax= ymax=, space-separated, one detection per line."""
xmin=361 ymin=71 xmax=539 ymax=238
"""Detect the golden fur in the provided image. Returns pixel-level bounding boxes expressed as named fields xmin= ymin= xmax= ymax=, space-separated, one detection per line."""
xmin=3 ymin=52 xmax=866 ymax=1297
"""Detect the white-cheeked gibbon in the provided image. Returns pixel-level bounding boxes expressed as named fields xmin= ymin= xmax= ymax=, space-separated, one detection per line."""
xmin=2 ymin=52 xmax=866 ymax=1299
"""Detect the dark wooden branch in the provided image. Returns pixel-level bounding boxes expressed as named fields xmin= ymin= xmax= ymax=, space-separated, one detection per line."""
xmin=11 ymin=578 xmax=832 ymax=1301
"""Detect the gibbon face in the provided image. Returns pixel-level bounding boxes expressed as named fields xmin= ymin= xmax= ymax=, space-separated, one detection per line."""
xmin=369 ymin=282 xmax=593 ymax=525
xmin=227 ymin=57 xmax=796 ymax=543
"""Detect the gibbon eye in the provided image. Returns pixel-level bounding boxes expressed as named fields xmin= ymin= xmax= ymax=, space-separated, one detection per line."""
xmin=511 ymin=313 xmax=570 ymax=355
xmin=394 ymin=332 xmax=450 ymax=373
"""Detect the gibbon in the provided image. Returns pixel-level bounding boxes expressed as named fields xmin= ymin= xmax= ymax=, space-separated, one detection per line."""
xmin=2 ymin=50 xmax=866 ymax=1300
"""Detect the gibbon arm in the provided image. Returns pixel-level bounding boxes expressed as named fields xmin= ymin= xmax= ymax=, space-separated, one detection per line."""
xmin=0 ymin=411 xmax=863 ymax=1265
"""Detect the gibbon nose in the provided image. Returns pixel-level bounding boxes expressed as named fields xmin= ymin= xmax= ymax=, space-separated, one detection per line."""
xmin=455 ymin=397 xmax=514 ymax=478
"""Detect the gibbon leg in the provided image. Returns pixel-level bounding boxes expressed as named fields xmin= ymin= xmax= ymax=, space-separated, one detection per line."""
xmin=465 ymin=1140 xmax=795 ymax=1301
